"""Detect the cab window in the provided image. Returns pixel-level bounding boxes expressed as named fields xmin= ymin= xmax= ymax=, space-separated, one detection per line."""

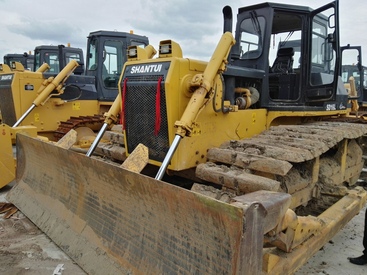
xmin=239 ymin=16 xmax=266 ymax=59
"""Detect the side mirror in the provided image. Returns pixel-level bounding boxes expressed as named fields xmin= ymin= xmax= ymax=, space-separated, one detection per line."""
xmin=327 ymin=33 xmax=335 ymax=44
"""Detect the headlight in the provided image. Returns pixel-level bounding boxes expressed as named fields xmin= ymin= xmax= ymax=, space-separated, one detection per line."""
xmin=159 ymin=44 xmax=171 ymax=55
xmin=158 ymin=40 xmax=182 ymax=58
xmin=128 ymin=47 xmax=137 ymax=58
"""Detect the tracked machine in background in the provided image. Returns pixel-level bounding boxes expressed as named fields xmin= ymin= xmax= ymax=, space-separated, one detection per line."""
xmin=1 ymin=46 xmax=77 ymax=122
xmin=8 ymin=1 xmax=367 ymax=274
xmin=0 ymin=31 xmax=150 ymax=188
xmin=340 ymin=48 xmax=367 ymax=112
xmin=3 ymin=43 xmax=84 ymax=73
xmin=3 ymin=52 xmax=34 ymax=71
xmin=0 ymin=43 xmax=85 ymax=127
xmin=342 ymin=63 xmax=367 ymax=97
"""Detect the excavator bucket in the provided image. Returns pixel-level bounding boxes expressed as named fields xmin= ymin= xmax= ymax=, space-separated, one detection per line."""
xmin=9 ymin=134 xmax=289 ymax=275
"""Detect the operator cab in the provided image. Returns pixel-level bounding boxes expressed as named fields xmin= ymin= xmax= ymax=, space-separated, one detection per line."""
xmin=225 ymin=1 xmax=350 ymax=111
xmin=340 ymin=45 xmax=367 ymax=103
xmin=86 ymin=31 xmax=149 ymax=101
xmin=34 ymin=45 xmax=84 ymax=74
xmin=3 ymin=53 xmax=34 ymax=71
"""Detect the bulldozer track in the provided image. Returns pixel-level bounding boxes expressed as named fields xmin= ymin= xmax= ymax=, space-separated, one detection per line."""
xmin=196 ymin=121 xmax=367 ymax=210
xmin=53 ymin=114 xmax=105 ymax=140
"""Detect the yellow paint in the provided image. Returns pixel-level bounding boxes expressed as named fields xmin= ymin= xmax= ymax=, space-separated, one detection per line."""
xmin=73 ymin=102 xmax=81 ymax=111
xmin=125 ymin=52 xmax=352 ymax=172
xmin=252 ymin=112 xmax=256 ymax=124
xmin=4 ymin=65 xmax=113 ymax=134
xmin=34 ymin=113 xmax=40 ymax=122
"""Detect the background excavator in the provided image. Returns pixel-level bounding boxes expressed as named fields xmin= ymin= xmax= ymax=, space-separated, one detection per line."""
xmin=7 ymin=1 xmax=367 ymax=274
xmin=0 ymin=30 xmax=150 ymax=188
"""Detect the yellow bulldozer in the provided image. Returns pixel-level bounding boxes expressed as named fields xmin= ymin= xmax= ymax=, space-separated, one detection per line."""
xmin=0 ymin=31 xmax=150 ymax=188
xmin=7 ymin=1 xmax=367 ymax=274
xmin=3 ymin=51 xmax=34 ymax=71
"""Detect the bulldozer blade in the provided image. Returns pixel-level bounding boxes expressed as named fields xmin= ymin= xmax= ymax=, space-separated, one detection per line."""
xmin=0 ymin=124 xmax=37 ymax=188
xmin=8 ymin=134 xmax=276 ymax=275
xmin=10 ymin=134 xmax=365 ymax=274
xmin=265 ymin=187 xmax=367 ymax=274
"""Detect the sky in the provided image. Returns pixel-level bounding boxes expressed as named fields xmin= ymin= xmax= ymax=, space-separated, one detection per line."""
xmin=0 ymin=0 xmax=366 ymax=64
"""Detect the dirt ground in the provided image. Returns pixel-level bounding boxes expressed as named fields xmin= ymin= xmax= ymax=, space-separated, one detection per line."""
xmin=0 ymin=183 xmax=86 ymax=275
xmin=1 ymin=181 xmax=366 ymax=275
xmin=296 ymin=204 xmax=367 ymax=275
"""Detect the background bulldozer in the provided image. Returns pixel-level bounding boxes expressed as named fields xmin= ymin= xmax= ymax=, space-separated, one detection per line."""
xmin=0 ymin=44 xmax=84 ymax=122
xmin=3 ymin=51 xmax=34 ymax=71
xmin=7 ymin=1 xmax=367 ymax=274
xmin=0 ymin=30 xmax=149 ymax=188
xmin=3 ymin=43 xmax=84 ymax=73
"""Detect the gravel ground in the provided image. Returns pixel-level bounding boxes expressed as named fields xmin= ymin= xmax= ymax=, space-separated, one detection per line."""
xmin=1 ymin=181 xmax=366 ymax=275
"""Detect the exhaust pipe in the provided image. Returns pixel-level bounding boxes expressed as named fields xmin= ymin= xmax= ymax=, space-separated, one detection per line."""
xmin=222 ymin=6 xmax=233 ymax=34
xmin=223 ymin=5 xmax=233 ymax=59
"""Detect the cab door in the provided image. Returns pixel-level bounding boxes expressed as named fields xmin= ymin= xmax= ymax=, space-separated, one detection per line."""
xmin=305 ymin=1 xmax=341 ymax=105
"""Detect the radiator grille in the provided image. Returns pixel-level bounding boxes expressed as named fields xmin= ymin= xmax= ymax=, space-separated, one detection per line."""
xmin=0 ymin=77 xmax=16 ymax=125
xmin=123 ymin=76 xmax=169 ymax=162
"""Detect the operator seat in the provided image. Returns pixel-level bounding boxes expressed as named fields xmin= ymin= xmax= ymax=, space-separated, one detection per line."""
xmin=269 ymin=47 xmax=298 ymax=100
xmin=271 ymin=47 xmax=294 ymax=74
